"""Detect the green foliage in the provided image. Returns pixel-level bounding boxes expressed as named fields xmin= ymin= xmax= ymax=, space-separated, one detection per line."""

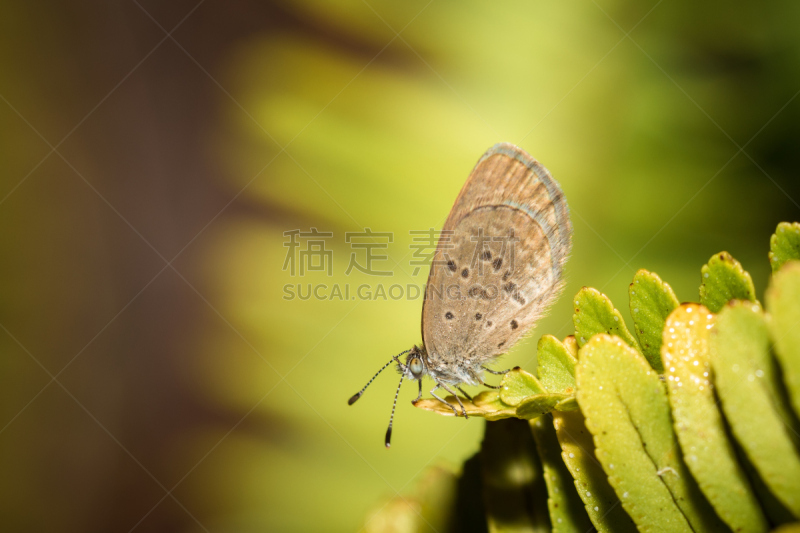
xmin=530 ymin=414 xmax=595 ymax=533
xmin=516 ymin=393 xmax=572 ymax=420
xmin=415 ymin=367 xmax=578 ymax=421
xmin=663 ymin=304 xmax=768 ymax=532
xmin=393 ymin=222 xmax=800 ymax=532
xmin=629 ymin=268 xmax=679 ymax=365
xmin=700 ymin=252 xmax=757 ymax=312
xmin=572 ymin=287 xmax=640 ymax=351
xmin=712 ymin=301 xmax=800 ymax=517
xmin=536 ymin=335 xmax=577 ymax=395
xmin=578 ymin=334 xmax=724 ymax=532
xmin=551 ymin=410 xmax=636 ymax=533
xmin=770 ymin=222 xmax=800 ymax=272
xmin=499 ymin=368 xmax=546 ymax=406
xmin=767 ymin=262 xmax=800 ymax=421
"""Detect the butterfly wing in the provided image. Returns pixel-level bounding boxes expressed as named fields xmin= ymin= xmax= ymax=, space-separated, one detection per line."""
xmin=421 ymin=143 xmax=572 ymax=378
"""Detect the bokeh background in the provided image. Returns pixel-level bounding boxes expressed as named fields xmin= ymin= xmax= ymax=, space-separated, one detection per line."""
xmin=1 ymin=1 xmax=800 ymax=531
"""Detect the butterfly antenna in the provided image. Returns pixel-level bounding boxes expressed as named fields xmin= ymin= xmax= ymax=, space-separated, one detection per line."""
xmin=385 ymin=374 xmax=404 ymax=448
xmin=348 ymin=350 xmax=410 ymax=405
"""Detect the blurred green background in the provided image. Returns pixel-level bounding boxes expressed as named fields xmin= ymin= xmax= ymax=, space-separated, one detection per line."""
xmin=1 ymin=1 xmax=799 ymax=531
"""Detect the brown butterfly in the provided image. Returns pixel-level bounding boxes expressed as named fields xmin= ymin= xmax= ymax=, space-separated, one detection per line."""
xmin=349 ymin=143 xmax=572 ymax=447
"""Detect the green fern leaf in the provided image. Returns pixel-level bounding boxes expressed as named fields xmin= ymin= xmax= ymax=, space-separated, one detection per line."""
xmin=573 ymin=287 xmax=641 ymax=352
xmin=766 ymin=261 xmax=800 ymax=421
xmin=699 ymin=252 xmax=756 ymax=313
xmin=552 ymin=409 xmax=636 ymax=533
xmin=769 ymin=222 xmax=800 ymax=272
xmin=530 ymin=414 xmax=595 ymax=533
xmin=577 ymin=334 xmax=727 ymax=532
xmin=629 ymin=269 xmax=679 ymax=369
xmin=662 ymin=304 xmax=768 ymax=532
xmin=711 ymin=302 xmax=800 ymax=517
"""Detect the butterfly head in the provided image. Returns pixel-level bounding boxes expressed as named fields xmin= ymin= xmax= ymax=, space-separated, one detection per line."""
xmin=401 ymin=345 xmax=426 ymax=380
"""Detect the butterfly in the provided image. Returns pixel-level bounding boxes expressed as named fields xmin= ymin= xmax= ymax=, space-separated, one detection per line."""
xmin=349 ymin=143 xmax=572 ymax=447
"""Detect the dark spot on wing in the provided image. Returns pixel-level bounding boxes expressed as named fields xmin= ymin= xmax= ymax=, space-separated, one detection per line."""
xmin=445 ymin=312 xmax=454 ymax=320
xmin=481 ymin=250 xmax=492 ymax=260
xmin=475 ymin=313 xmax=482 ymax=320
xmin=503 ymin=282 xmax=516 ymax=293
xmin=461 ymin=268 xmax=469 ymax=278
xmin=447 ymin=260 xmax=457 ymax=272
xmin=512 ymin=292 xmax=526 ymax=305
xmin=503 ymin=270 xmax=511 ymax=281
xmin=511 ymin=320 xmax=518 ymax=329
xmin=492 ymin=257 xmax=502 ymax=270
xmin=468 ymin=286 xmax=488 ymax=299
xmin=486 ymin=321 xmax=493 ymax=327
xmin=498 ymin=341 xmax=506 ymax=348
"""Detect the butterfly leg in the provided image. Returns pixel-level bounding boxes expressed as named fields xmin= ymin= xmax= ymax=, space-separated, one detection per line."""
xmin=430 ymin=385 xmax=462 ymax=417
xmin=456 ymin=386 xmax=473 ymax=402
xmin=411 ymin=379 xmax=423 ymax=404
xmin=482 ymin=366 xmax=512 ymax=375
xmin=481 ymin=365 xmax=514 ymax=388
xmin=439 ymin=382 xmax=469 ymax=418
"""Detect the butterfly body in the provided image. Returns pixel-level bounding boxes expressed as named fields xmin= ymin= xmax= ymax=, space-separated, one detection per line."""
xmin=401 ymin=344 xmax=483 ymax=387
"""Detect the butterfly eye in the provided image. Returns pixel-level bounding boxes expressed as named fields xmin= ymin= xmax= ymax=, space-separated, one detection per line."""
xmin=409 ymin=357 xmax=424 ymax=377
